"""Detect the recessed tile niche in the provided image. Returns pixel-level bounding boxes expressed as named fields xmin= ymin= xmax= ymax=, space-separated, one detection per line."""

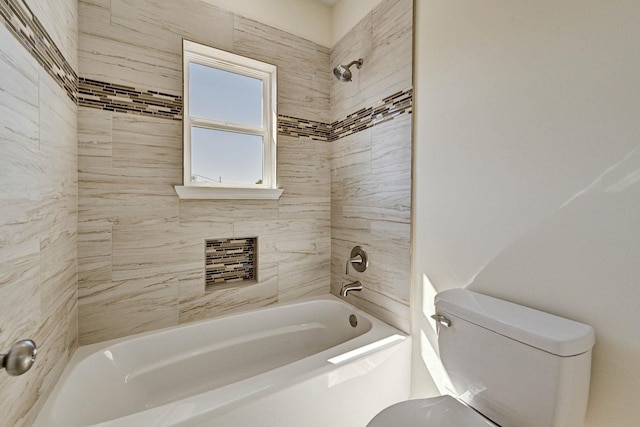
xmin=205 ymin=238 xmax=257 ymax=290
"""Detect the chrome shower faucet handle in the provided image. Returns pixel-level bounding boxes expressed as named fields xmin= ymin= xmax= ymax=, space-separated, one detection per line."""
xmin=345 ymin=246 xmax=369 ymax=274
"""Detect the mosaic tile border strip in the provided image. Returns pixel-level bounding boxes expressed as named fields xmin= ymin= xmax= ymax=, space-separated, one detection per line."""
xmin=0 ymin=0 xmax=78 ymax=102
xmin=279 ymin=88 xmax=413 ymax=141
xmin=79 ymin=77 xmax=183 ymax=121
xmin=278 ymin=115 xmax=332 ymax=141
xmin=205 ymin=238 xmax=256 ymax=288
xmin=331 ymin=88 xmax=413 ymax=141
xmin=78 ymin=77 xmax=413 ymax=142
xmin=0 ymin=0 xmax=411 ymax=140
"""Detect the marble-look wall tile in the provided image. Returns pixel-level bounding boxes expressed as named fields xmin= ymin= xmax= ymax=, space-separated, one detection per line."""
xmin=77 ymin=0 xmax=331 ymax=344
xmin=331 ymin=128 xmax=372 ymax=180
xmin=112 ymin=115 xmax=182 ymax=178
xmin=76 ymin=0 xmax=410 ymax=345
xmin=330 ymin=0 xmax=412 ymax=123
xmin=178 ymin=263 xmax=279 ymax=324
xmin=79 ymin=171 xmax=180 ymax=227
xmin=233 ymin=220 xmax=330 ymax=265
xmin=1 ymin=0 xmax=78 ymax=102
xmin=78 ymin=275 xmax=179 ymax=344
xmin=0 ymin=9 xmax=78 ymax=424
xmin=77 ymin=0 xmax=110 ymax=37
xmin=77 ymin=113 xmax=181 ymax=232
xmin=330 ymin=13 xmax=373 ymax=123
xmin=0 ymin=248 xmax=41 ymax=364
xmin=77 ymin=222 xmax=111 ymax=292
xmin=179 ymin=199 xmax=280 ymax=224
xmin=76 ymin=0 xmax=234 ymax=122
xmin=363 ymin=0 xmax=413 ymax=112
xmin=329 ymin=0 xmax=413 ymax=332
xmin=371 ymin=114 xmax=412 ymax=179
xmin=234 ymin=16 xmax=331 ymax=123
xmin=78 ymin=107 xmax=112 ymax=169
xmin=79 ymin=0 xmax=234 ymax=95
xmin=339 ymin=287 xmax=411 ymax=332
xmin=40 ymin=67 xmax=79 ymax=201
xmin=25 ymin=0 xmax=78 ymax=71
xmin=0 ymin=25 xmax=44 ymax=264
xmin=79 ymin=32 xmax=182 ymax=95
xmin=278 ymin=253 xmax=331 ymax=301
xmin=330 ymin=121 xmax=412 ymax=330
xmin=277 ymin=136 xmax=331 ymax=220
xmin=110 ymin=0 xmax=234 ymax=56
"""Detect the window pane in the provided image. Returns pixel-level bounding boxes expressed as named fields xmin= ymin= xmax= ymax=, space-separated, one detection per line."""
xmin=189 ymin=62 xmax=263 ymax=127
xmin=191 ymin=127 xmax=263 ymax=185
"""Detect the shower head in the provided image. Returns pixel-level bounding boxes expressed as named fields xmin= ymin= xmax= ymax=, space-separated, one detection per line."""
xmin=333 ymin=58 xmax=363 ymax=82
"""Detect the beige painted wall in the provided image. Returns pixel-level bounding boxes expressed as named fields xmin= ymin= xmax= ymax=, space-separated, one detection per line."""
xmin=413 ymin=0 xmax=640 ymax=424
xmin=199 ymin=0 xmax=387 ymax=48
xmin=330 ymin=0 xmax=413 ymax=332
xmin=0 ymin=1 xmax=78 ymax=425
xmin=201 ymin=0 xmax=332 ymax=47
xmin=77 ymin=0 xmax=331 ymax=344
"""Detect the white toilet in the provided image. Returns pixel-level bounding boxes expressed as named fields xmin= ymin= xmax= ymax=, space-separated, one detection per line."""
xmin=368 ymin=289 xmax=595 ymax=427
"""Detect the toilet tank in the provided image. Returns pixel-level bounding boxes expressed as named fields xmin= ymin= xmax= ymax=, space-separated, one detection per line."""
xmin=434 ymin=289 xmax=595 ymax=427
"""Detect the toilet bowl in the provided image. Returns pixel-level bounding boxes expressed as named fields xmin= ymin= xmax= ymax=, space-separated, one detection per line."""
xmin=368 ymin=395 xmax=497 ymax=427
xmin=368 ymin=289 xmax=595 ymax=427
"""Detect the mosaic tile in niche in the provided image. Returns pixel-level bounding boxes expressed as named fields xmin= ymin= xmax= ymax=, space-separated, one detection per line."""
xmin=205 ymin=238 xmax=257 ymax=290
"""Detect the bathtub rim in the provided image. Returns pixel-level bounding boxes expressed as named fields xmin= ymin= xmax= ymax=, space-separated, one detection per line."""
xmin=35 ymin=293 xmax=409 ymax=427
xmin=71 ymin=293 xmax=380 ymax=360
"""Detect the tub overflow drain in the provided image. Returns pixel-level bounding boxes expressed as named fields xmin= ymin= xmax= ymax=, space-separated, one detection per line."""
xmin=349 ymin=314 xmax=358 ymax=327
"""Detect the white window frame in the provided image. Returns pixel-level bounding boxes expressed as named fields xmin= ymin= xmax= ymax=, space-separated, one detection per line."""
xmin=175 ymin=40 xmax=282 ymax=200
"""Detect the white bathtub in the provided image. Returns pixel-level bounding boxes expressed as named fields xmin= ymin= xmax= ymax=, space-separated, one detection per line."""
xmin=34 ymin=295 xmax=410 ymax=427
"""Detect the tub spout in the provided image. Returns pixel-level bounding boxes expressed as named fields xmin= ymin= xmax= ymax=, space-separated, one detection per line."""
xmin=340 ymin=281 xmax=363 ymax=297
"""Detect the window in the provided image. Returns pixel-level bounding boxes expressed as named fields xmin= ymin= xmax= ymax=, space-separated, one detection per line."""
xmin=175 ymin=40 xmax=282 ymax=200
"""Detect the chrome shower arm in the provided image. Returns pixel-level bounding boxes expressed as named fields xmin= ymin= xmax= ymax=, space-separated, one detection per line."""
xmin=346 ymin=59 xmax=363 ymax=69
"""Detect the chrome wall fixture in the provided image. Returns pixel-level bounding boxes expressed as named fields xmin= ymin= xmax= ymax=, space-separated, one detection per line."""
xmin=341 ymin=246 xmax=368 ymax=297
xmin=333 ymin=58 xmax=364 ymax=82
xmin=341 ymin=281 xmax=364 ymax=297
xmin=1 ymin=339 xmax=37 ymax=376
xmin=346 ymin=245 xmax=368 ymax=274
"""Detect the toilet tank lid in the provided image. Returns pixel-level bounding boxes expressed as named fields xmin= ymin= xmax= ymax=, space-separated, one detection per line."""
xmin=435 ymin=289 xmax=595 ymax=356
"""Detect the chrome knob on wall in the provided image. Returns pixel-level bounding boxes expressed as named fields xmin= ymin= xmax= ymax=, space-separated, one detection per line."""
xmin=1 ymin=339 xmax=37 ymax=376
xmin=346 ymin=246 xmax=369 ymax=274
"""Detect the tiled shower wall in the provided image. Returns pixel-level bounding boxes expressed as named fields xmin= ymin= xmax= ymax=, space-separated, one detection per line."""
xmin=0 ymin=0 xmax=78 ymax=424
xmin=77 ymin=0 xmax=332 ymax=344
xmin=329 ymin=0 xmax=413 ymax=332
xmin=0 ymin=0 xmax=411 ymax=419
xmin=77 ymin=0 xmax=413 ymax=344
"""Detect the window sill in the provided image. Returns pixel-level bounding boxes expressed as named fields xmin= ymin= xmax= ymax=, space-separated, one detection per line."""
xmin=174 ymin=185 xmax=284 ymax=200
